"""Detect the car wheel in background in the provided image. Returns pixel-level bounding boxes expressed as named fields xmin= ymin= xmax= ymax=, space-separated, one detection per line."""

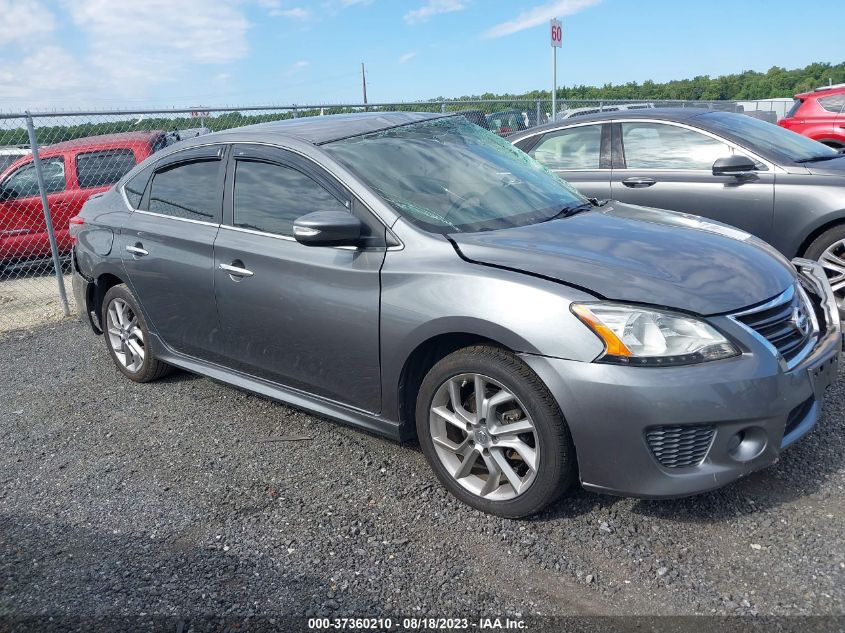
xmin=415 ymin=345 xmax=576 ymax=518
xmin=102 ymin=284 xmax=172 ymax=383
xmin=804 ymin=225 xmax=845 ymax=316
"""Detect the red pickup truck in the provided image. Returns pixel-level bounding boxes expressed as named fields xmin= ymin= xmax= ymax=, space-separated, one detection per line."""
xmin=0 ymin=131 xmax=167 ymax=267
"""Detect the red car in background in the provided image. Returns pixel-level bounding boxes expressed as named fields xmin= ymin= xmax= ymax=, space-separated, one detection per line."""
xmin=779 ymin=84 xmax=845 ymax=150
xmin=0 ymin=131 xmax=167 ymax=268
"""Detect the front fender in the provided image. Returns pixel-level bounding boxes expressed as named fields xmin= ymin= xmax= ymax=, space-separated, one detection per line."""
xmin=378 ymin=245 xmax=604 ymax=420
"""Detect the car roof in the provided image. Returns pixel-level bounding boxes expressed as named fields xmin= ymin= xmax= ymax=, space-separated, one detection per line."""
xmin=517 ymin=108 xmax=707 ymax=137
xmin=209 ymin=111 xmax=447 ymax=146
xmin=795 ymin=85 xmax=845 ymax=99
xmin=44 ymin=130 xmax=164 ymax=153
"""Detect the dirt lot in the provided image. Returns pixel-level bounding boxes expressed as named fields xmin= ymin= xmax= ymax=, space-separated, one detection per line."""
xmin=0 ymin=273 xmax=75 ymax=334
xmin=0 ymin=320 xmax=844 ymax=628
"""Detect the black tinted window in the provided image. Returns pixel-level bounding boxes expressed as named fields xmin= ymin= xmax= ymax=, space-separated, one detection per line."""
xmin=148 ymin=160 xmax=219 ymax=221
xmin=2 ymin=157 xmax=65 ymax=198
xmin=124 ymin=163 xmax=154 ymax=208
xmin=233 ymin=160 xmax=348 ymax=237
xmin=76 ymin=149 xmax=136 ymax=188
xmin=819 ymin=94 xmax=845 ymax=114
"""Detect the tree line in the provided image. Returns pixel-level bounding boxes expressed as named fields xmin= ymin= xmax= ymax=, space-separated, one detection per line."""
xmin=1 ymin=61 xmax=842 ymax=148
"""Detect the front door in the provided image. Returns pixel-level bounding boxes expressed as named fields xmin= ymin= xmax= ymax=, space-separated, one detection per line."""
xmin=213 ymin=144 xmax=384 ymax=413
xmin=119 ymin=145 xmax=225 ymax=360
xmin=0 ymin=155 xmax=75 ymax=262
xmin=609 ymin=120 xmax=775 ymax=240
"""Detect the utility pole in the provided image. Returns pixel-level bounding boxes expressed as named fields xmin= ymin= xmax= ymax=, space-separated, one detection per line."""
xmin=362 ymin=62 xmax=368 ymax=111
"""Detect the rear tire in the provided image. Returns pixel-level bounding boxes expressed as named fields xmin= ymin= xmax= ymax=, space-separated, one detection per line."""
xmin=415 ymin=345 xmax=576 ymax=518
xmin=102 ymin=284 xmax=172 ymax=383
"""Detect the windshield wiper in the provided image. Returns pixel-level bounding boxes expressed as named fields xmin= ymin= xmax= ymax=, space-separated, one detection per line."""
xmin=543 ymin=201 xmax=596 ymax=222
xmin=795 ymin=154 xmax=841 ymax=163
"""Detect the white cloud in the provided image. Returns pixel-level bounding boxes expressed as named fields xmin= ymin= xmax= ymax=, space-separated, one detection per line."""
xmin=404 ymin=0 xmax=467 ymax=24
xmin=398 ymin=51 xmax=418 ymax=64
xmin=0 ymin=46 xmax=89 ymax=109
xmin=484 ymin=0 xmax=600 ymax=38
xmin=0 ymin=0 xmax=55 ymax=45
xmin=3 ymin=0 xmax=252 ymax=108
xmin=258 ymin=0 xmax=311 ymax=18
xmin=286 ymin=60 xmax=310 ymax=76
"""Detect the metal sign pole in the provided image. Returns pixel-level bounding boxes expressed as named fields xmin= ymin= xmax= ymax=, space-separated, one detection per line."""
xmin=25 ymin=113 xmax=70 ymax=317
xmin=550 ymin=18 xmax=562 ymax=122
xmin=552 ymin=46 xmax=557 ymax=121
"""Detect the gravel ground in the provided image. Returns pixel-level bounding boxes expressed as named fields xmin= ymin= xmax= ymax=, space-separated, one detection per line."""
xmin=1 ymin=320 xmax=844 ymax=627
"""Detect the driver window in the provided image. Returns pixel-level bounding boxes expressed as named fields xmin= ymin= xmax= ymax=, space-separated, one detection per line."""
xmin=2 ymin=157 xmax=66 ymax=198
xmin=233 ymin=159 xmax=350 ymax=237
xmin=621 ymin=122 xmax=731 ymax=170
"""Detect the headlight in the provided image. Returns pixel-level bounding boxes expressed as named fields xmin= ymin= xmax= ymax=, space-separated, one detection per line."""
xmin=571 ymin=303 xmax=739 ymax=366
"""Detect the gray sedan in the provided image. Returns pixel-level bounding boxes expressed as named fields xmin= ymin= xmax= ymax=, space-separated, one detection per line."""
xmin=509 ymin=109 xmax=845 ymax=314
xmin=71 ymin=113 xmax=841 ymax=517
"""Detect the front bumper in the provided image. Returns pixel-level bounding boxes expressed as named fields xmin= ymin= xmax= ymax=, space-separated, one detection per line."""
xmin=522 ymin=261 xmax=842 ymax=499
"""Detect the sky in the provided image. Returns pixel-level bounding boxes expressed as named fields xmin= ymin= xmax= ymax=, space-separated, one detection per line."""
xmin=0 ymin=0 xmax=843 ymax=111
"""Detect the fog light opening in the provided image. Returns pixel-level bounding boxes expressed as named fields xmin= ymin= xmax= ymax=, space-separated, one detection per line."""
xmin=727 ymin=427 xmax=767 ymax=462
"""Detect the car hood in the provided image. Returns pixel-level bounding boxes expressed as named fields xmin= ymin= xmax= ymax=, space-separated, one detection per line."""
xmin=800 ymin=154 xmax=845 ymax=176
xmin=449 ymin=202 xmax=795 ymax=316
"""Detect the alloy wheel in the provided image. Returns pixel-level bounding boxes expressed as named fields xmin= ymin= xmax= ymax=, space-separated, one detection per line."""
xmin=106 ymin=298 xmax=145 ymax=373
xmin=819 ymin=239 xmax=845 ymax=312
xmin=428 ymin=373 xmax=538 ymax=501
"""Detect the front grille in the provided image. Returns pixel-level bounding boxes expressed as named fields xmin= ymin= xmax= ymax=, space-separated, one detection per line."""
xmin=645 ymin=425 xmax=715 ymax=468
xmin=734 ymin=286 xmax=816 ymax=365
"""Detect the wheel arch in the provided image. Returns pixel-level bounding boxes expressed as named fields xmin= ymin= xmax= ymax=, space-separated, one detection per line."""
xmin=796 ymin=213 xmax=845 ymax=258
xmin=89 ymin=269 xmax=128 ymax=333
xmin=395 ymin=330 xmax=518 ymax=442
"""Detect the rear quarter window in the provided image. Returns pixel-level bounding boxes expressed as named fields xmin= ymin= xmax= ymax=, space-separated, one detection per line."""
xmin=818 ymin=94 xmax=845 ymax=114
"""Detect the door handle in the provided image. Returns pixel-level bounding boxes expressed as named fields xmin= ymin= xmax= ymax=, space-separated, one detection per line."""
xmin=219 ymin=262 xmax=254 ymax=278
xmin=126 ymin=244 xmax=149 ymax=257
xmin=622 ymin=177 xmax=657 ymax=188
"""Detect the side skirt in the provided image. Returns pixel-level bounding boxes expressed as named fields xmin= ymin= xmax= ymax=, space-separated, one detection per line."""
xmin=150 ymin=334 xmax=405 ymax=441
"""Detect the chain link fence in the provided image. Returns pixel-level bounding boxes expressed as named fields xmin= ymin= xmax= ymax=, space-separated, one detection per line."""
xmin=0 ymin=98 xmax=791 ymax=333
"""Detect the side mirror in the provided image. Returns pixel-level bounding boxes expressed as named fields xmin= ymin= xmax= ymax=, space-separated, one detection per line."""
xmin=293 ymin=210 xmax=362 ymax=247
xmin=712 ymin=155 xmax=756 ymax=176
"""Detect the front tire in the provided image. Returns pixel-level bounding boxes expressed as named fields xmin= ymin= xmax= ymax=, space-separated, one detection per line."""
xmin=102 ymin=284 xmax=172 ymax=383
xmin=415 ymin=345 xmax=576 ymax=518
xmin=803 ymin=225 xmax=845 ymax=315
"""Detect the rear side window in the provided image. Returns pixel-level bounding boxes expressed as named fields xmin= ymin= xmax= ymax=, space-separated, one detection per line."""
xmin=148 ymin=160 xmax=220 ymax=221
xmin=1 ymin=157 xmax=65 ymax=198
xmin=786 ymin=99 xmax=804 ymax=118
xmin=530 ymin=125 xmax=602 ymax=170
xmin=123 ymin=163 xmax=154 ymax=208
xmin=233 ymin=160 xmax=349 ymax=237
xmin=76 ymin=149 xmax=137 ymax=189
xmin=818 ymin=94 xmax=845 ymax=114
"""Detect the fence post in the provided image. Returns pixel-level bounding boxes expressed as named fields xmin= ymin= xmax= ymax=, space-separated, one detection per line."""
xmin=536 ymin=99 xmax=541 ymax=124
xmin=440 ymin=101 xmax=446 ymax=114
xmin=25 ymin=113 xmax=70 ymax=317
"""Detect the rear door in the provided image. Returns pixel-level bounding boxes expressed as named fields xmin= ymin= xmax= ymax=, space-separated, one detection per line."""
xmin=212 ymin=144 xmax=385 ymax=413
xmin=119 ymin=145 xmax=225 ymax=360
xmin=522 ymin=122 xmax=611 ymax=199
xmin=0 ymin=155 xmax=74 ymax=262
xmin=609 ymin=119 xmax=775 ymax=239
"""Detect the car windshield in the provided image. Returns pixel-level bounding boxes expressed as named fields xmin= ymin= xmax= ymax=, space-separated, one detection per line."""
xmin=322 ymin=117 xmax=586 ymax=234
xmin=703 ymin=111 xmax=839 ymax=163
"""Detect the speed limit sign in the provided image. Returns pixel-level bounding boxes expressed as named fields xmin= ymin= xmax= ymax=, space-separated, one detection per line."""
xmin=550 ymin=18 xmax=562 ymax=48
